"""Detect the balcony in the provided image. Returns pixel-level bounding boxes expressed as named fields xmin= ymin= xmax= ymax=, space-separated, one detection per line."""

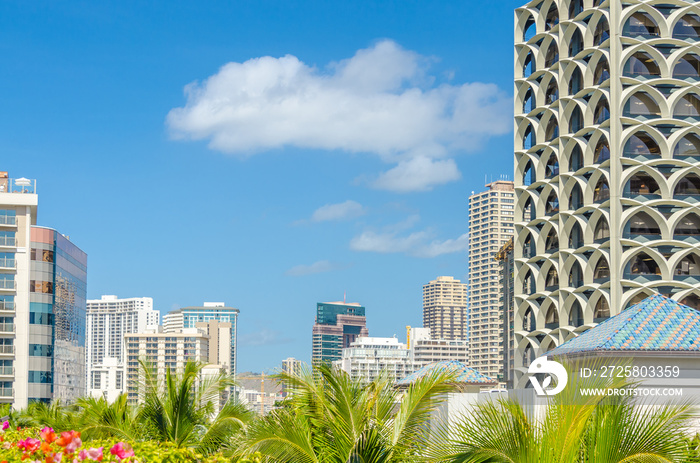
xmin=0 ymin=345 xmax=14 ymax=355
xmin=0 ymin=215 xmax=16 ymax=228
xmin=0 ymin=387 xmax=13 ymax=398
xmin=0 ymin=301 xmax=14 ymax=312
xmin=0 ymin=236 xmax=15 ymax=248
xmin=0 ymin=366 xmax=13 ymax=376
xmin=0 ymin=178 xmax=36 ymax=194
xmin=0 ymin=280 xmax=15 ymax=291
xmin=0 ymin=257 xmax=15 ymax=270
xmin=0 ymin=323 xmax=14 ymax=334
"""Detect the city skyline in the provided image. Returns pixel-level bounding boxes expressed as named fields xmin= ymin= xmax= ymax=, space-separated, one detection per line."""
xmin=1 ymin=0 xmax=525 ymax=372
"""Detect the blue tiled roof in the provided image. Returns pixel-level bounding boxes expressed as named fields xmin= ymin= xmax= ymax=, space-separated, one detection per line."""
xmin=396 ymin=360 xmax=497 ymax=386
xmin=548 ymin=294 xmax=700 ymax=356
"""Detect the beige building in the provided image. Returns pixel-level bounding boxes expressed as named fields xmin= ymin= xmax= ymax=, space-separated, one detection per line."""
xmin=408 ymin=327 xmax=469 ymax=365
xmin=467 ymin=181 xmax=515 ymax=381
xmin=195 ymin=320 xmax=232 ymax=373
xmin=124 ymin=328 xmax=212 ymax=404
xmin=422 ymin=276 xmax=468 ymax=340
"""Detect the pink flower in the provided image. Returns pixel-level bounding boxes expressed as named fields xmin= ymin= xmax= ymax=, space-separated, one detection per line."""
xmin=17 ymin=437 xmax=41 ymax=452
xmin=1 ymin=421 xmax=8 ymax=431
xmin=110 ymin=442 xmax=134 ymax=461
xmin=79 ymin=446 xmax=104 ymax=461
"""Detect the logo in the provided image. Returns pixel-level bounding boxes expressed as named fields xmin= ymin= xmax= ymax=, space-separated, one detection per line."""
xmin=528 ymin=356 xmax=568 ymax=396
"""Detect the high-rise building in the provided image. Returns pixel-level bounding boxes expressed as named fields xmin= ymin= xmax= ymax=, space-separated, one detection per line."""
xmin=86 ymin=295 xmax=160 ymax=401
xmin=422 ymin=276 xmax=468 ymax=340
xmin=495 ymin=238 xmax=515 ymax=388
xmin=467 ymin=181 xmax=515 ymax=381
xmin=162 ymin=302 xmax=239 ymax=375
xmin=336 ymin=337 xmax=413 ymax=383
xmin=281 ymin=357 xmax=302 ymax=376
xmin=514 ymin=0 xmax=700 ymax=386
xmin=0 ymin=173 xmax=88 ymax=408
xmin=124 ymin=327 xmax=213 ymax=404
xmin=30 ymin=227 xmax=88 ymax=404
xmin=407 ymin=327 xmax=469 ymax=365
xmin=311 ymin=301 xmax=368 ymax=365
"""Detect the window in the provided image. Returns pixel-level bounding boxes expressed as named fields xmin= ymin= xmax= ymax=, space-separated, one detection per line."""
xmin=673 ymin=54 xmax=700 ymax=79
xmin=545 ymin=4 xmax=559 ymax=30
xmin=624 ymin=132 xmax=660 ymax=158
xmin=629 ymin=252 xmax=661 ymax=275
xmin=569 ymin=105 xmax=583 ymax=132
xmin=675 ymin=254 xmax=700 ymax=276
xmin=545 ymin=42 xmax=559 ymax=67
xmin=545 ymin=118 xmax=559 ymax=141
xmin=626 ymin=172 xmax=660 ymax=196
xmin=0 ymin=210 xmax=15 ymax=226
xmin=569 ymin=67 xmax=583 ymax=94
xmin=569 ymin=28 xmax=583 ymax=56
xmin=28 ymin=371 xmax=53 ymax=383
xmin=673 ymin=14 xmax=700 ymax=39
xmin=594 ymin=98 xmax=610 ymax=124
xmin=545 ymin=154 xmax=559 ymax=178
xmin=594 ymin=178 xmax=610 ymax=202
xmin=30 ymin=249 xmax=54 ymax=263
xmin=594 ymin=17 xmax=610 ymax=46
xmin=675 ymin=174 xmax=700 ymax=196
xmin=30 ymin=281 xmax=53 ymax=294
xmin=545 ymin=80 xmax=559 ymax=104
xmin=675 ymin=94 xmax=700 ymax=117
xmin=0 ymin=231 xmax=14 ymax=247
xmin=675 ymin=133 xmax=700 ymax=158
xmin=545 ymin=229 xmax=559 ymax=251
xmin=628 ymin=212 xmax=660 ymax=235
xmin=594 ymin=258 xmax=610 ymax=280
xmin=594 ymin=298 xmax=610 ymax=322
xmin=624 ymin=92 xmax=661 ymax=118
xmin=675 ymin=213 xmax=700 ymax=236
xmin=523 ymin=17 xmax=536 ymax=41
xmin=623 ymin=12 xmax=660 ymax=38
xmin=569 ymin=301 xmax=584 ymax=326
xmin=623 ymin=52 xmax=661 ymax=78
xmin=594 ymin=58 xmax=610 ymax=85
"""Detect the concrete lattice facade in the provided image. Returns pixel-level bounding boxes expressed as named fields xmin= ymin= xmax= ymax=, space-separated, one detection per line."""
xmin=422 ymin=276 xmax=468 ymax=340
xmin=467 ymin=181 xmax=515 ymax=381
xmin=514 ymin=0 xmax=700 ymax=386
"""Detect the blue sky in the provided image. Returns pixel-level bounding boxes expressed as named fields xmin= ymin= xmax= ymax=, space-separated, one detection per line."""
xmin=2 ymin=0 xmax=523 ymax=372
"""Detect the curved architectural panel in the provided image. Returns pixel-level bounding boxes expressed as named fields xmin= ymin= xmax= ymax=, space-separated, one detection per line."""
xmin=627 ymin=252 xmax=662 ymax=276
xmin=523 ymin=16 xmax=537 ymax=42
xmin=568 ymin=300 xmax=583 ymax=327
xmin=569 ymin=143 xmax=583 ymax=170
xmin=545 ymin=228 xmax=559 ymax=251
xmin=673 ymin=54 xmax=700 ymax=80
xmin=623 ymin=52 xmax=661 ymax=78
xmin=545 ymin=267 xmax=559 ymax=291
xmin=594 ymin=257 xmax=611 ymax=282
xmin=623 ymin=132 xmax=660 ymax=158
xmin=569 ymin=105 xmax=583 ymax=132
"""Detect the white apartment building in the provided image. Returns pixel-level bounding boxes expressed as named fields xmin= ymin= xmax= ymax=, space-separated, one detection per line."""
xmin=422 ymin=276 xmax=468 ymax=340
xmin=86 ymin=295 xmax=160 ymax=402
xmin=124 ymin=327 xmax=212 ymax=404
xmin=467 ymin=181 xmax=515 ymax=382
xmin=336 ymin=328 xmax=469 ymax=384
xmin=336 ymin=337 xmax=414 ymax=383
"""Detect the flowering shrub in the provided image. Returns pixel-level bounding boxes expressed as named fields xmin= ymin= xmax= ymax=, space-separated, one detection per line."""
xmin=0 ymin=424 xmax=245 ymax=463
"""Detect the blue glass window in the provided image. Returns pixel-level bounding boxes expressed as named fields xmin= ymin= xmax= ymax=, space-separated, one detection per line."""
xmin=0 ymin=210 xmax=15 ymax=226
xmin=29 ymin=344 xmax=54 ymax=357
xmin=28 ymin=371 xmax=53 ymax=383
xmin=0 ymin=231 xmax=15 ymax=246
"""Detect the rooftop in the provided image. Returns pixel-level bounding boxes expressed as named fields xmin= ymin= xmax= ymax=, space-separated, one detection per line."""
xmin=0 ymin=172 xmax=37 ymax=194
xmin=548 ymin=294 xmax=700 ymax=357
xmin=396 ymin=361 xmax=497 ymax=387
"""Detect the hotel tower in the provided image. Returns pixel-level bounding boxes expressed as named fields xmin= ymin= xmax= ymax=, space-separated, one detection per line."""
xmin=514 ymin=0 xmax=700 ymax=385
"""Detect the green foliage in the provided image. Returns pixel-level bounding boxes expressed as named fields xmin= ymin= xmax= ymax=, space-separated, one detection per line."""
xmin=237 ymin=363 xmax=458 ymax=462
xmin=425 ymin=359 xmax=697 ymax=463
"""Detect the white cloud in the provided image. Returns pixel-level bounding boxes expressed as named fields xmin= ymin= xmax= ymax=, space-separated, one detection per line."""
xmin=311 ymin=200 xmax=365 ymax=222
xmin=167 ymin=40 xmax=511 ymax=192
xmin=285 ymin=260 xmax=341 ymax=277
xmin=349 ymin=218 xmax=469 ymax=258
xmin=372 ymin=156 xmax=461 ymax=192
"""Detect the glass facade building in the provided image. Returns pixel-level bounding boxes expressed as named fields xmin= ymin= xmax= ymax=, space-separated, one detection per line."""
xmin=30 ymin=227 xmax=87 ymax=403
xmin=311 ymin=302 xmax=368 ymax=365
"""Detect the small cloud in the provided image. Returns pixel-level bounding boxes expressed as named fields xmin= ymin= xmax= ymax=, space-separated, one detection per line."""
xmin=311 ymin=200 xmax=366 ymax=222
xmin=350 ymin=217 xmax=468 ymax=258
xmin=371 ymin=156 xmax=461 ymax=192
xmin=285 ymin=260 xmax=343 ymax=277
xmin=239 ymin=329 xmax=293 ymax=347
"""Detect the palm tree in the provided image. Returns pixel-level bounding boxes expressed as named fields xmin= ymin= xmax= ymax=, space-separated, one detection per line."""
xmin=137 ymin=359 xmax=252 ymax=455
xmin=425 ymin=360 xmax=696 ymax=463
xmin=15 ymin=399 xmax=80 ymax=431
xmin=75 ymin=394 xmax=142 ymax=441
xmin=238 ymin=363 xmax=457 ymax=462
